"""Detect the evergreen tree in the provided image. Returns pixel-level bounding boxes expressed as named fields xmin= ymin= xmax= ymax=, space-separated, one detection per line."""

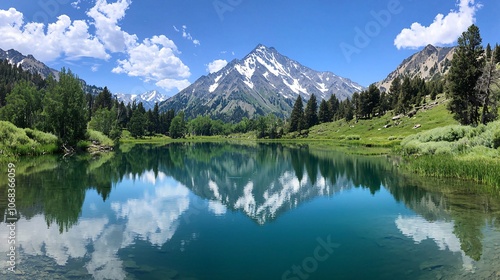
xmin=396 ymin=76 xmax=413 ymax=115
xmin=476 ymin=53 xmax=500 ymax=124
xmin=152 ymin=103 xmax=160 ymax=133
xmin=318 ymin=99 xmax=332 ymax=123
xmin=304 ymin=94 xmax=318 ymax=128
xmin=447 ymin=24 xmax=484 ymax=126
xmin=388 ymin=76 xmax=401 ymax=109
xmin=351 ymin=92 xmax=361 ymax=119
xmin=495 ymin=43 xmax=500 ymax=64
xmin=328 ymin=94 xmax=340 ymax=121
xmin=128 ymin=109 xmax=146 ymax=138
xmin=486 ymin=43 xmax=492 ymax=61
xmin=289 ymin=96 xmax=305 ymax=132
xmin=367 ymin=84 xmax=381 ymax=118
xmin=93 ymin=87 xmax=113 ymax=113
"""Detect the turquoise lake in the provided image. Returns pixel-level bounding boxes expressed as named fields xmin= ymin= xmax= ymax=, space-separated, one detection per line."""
xmin=1 ymin=143 xmax=500 ymax=279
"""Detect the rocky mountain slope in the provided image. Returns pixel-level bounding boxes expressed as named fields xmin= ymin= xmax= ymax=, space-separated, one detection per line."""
xmin=378 ymin=44 xmax=455 ymax=91
xmin=160 ymin=44 xmax=364 ymax=121
xmin=0 ymin=48 xmax=59 ymax=79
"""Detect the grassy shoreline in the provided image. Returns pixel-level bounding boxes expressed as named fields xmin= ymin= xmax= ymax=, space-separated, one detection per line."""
xmin=3 ymin=95 xmax=499 ymax=189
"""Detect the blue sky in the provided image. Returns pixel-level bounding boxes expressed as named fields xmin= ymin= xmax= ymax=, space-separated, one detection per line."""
xmin=0 ymin=0 xmax=498 ymax=96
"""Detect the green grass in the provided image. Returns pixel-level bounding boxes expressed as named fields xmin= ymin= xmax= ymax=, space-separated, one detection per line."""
xmin=404 ymin=154 xmax=500 ymax=189
xmin=398 ymin=116 xmax=500 ymax=189
xmin=86 ymin=129 xmax=114 ymax=147
xmin=307 ymin=95 xmax=456 ymax=147
xmin=0 ymin=121 xmax=58 ymax=162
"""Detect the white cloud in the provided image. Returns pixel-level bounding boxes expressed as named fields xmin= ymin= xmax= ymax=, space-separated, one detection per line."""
xmin=206 ymin=59 xmax=228 ymax=73
xmin=86 ymin=0 xmax=136 ymax=53
xmin=71 ymin=0 xmax=82 ymax=9
xmin=394 ymin=0 xmax=481 ymax=49
xmin=112 ymin=35 xmax=191 ymax=91
xmin=0 ymin=1 xmax=193 ymax=93
xmin=0 ymin=8 xmax=109 ymax=61
xmin=156 ymin=78 xmax=191 ymax=92
xmin=174 ymin=24 xmax=200 ymax=46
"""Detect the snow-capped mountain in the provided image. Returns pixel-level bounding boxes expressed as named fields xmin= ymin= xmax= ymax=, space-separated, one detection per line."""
xmin=114 ymin=90 xmax=168 ymax=110
xmin=0 ymin=48 xmax=59 ymax=79
xmin=160 ymin=44 xmax=364 ymax=121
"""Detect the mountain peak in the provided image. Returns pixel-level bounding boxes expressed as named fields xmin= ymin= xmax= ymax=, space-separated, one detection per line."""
xmin=160 ymin=45 xmax=364 ymax=121
xmin=0 ymin=48 xmax=59 ymax=79
xmin=377 ymin=44 xmax=456 ymax=91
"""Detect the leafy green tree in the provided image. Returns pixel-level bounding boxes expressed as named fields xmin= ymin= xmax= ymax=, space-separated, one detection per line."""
xmin=447 ymin=24 xmax=484 ymax=126
xmin=0 ymin=80 xmax=41 ymax=128
xmin=42 ymin=68 xmax=87 ymax=146
xmin=189 ymin=115 xmax=212 ymax=136
xmin=318 ymin=99 xmax=332 ymax=123
xmin=304 ymin=94 xmax=318 ymax=128
xmin=289 ymin=96 xmax=305 ymax=132
xmin=89 ymin=108 xmax=116 ymax=136
xmin=169 ymin=111 xmax=186 ymax=139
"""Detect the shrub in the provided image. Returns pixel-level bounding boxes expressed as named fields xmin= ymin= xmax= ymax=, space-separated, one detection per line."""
xmin=493 ymin=129 xmax=500 ymax=149
xmin=87 ymin=129 xmax=114 ymax=147
xmin=24 ymin=128 xmax=58 ymax=144
xmin=346 ymin=135 xmax=361 ymax=140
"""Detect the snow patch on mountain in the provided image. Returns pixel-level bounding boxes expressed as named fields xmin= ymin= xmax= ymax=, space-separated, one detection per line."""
xmin=115 ymin=90 xmax=168 ymax=110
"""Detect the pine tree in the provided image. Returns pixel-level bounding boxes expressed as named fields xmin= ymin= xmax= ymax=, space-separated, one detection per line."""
xmin=304 ymin=94 xmax=318 ymax=129
xmin=328 ymin=95 xmax=339 ymax=121
xmin=395 ymin=76 xmax=413 ymax=115
xmin=486 ymin=43 xmax=492 ymax=61
xmin=318 ymin=99 xmax=332 ymax=123
xmin=93 ymin=86 xmax=113 ymax=113
xmin=495 ymin=44 xmax=500 ymax=64
xmin=388 ymin=76 xmax=401 ymax=109
xmin=447 ymin=24 xmax=484 ymax=126
xmin=289 ymin=96 xmax=305 ymax=132
xmin=476 ymin=52 xmax=500 ymax=124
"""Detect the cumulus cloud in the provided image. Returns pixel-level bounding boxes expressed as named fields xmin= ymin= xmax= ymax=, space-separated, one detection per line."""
xmin=394 ymin=0 xmax=481 ymax=49
xmin=0 ymin=8 xmax=109 ymax=61
xmin=206 ymin=59 xmax=228 ymax=73
xmin=0 ymin=1 xmax=193 ymax=92
xmin=112 ymin=35 xmax=191 ymax=91
xmin=86 ymin=0 xmax=137 ymax=52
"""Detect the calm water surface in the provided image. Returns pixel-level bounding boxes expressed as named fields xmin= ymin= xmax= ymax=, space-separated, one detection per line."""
xmin=1 ymin=143 xmax=500 ymax=280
